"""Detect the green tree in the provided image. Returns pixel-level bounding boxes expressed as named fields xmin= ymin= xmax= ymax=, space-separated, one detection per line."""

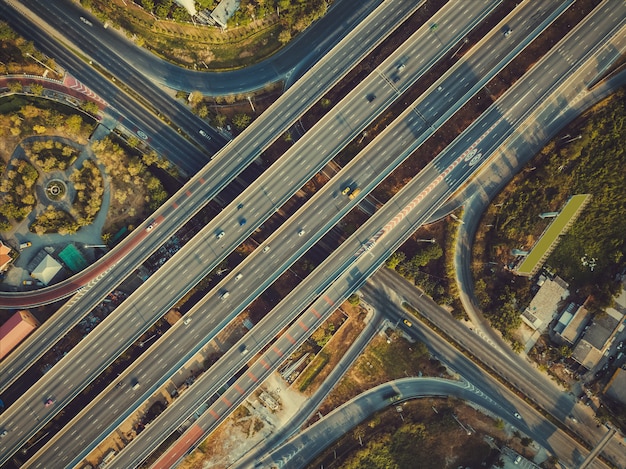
xmin=195 ymin=105 xmax=209 ymax=119
xmin=30 ymin=83 xmax=44 ymax=96
xmin=347 ymin=293 xmax=360 ymax=306
xmin=213 ymin=113 xmax=228 ymax=128
xmin=141 ymin=0 xmax=155 ymax=11
xmin=232 ymin=113 xmax=251 ymax=130
xmin=65 ymin=114 xmax=83 ymax=134
xmin=385 ymin=251 xmax=406 ymax=270
xmin=8 ymin=81 xmax=22 ymax=93
xmin=278 ymin=29 xmax=291 ymax=44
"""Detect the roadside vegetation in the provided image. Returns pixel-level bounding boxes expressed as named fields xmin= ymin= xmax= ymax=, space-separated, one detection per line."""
xmin=0 ymin=21 xmax=56 ymax=76
xmin=472 ymin=87 xmax=626 ymax=339
xmin=81 ymin=0 xmax=327 ymax=70
xmin=308 ymin=399 xmax=505 ymax=469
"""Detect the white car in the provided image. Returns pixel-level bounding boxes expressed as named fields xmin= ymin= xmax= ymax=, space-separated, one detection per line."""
xmin=263 ymin=245 xmax=270 ymax=253
xmin=216 ymin=231 xmax=225 ymax=239
xmin=183 ymin=317 xmax=192 ymax=325
xmin=235 ymin=272 xmax=243 ymax=281
xmin=199 ymin=129 xmax=211 ymax=140
xmin=298 ymin=229 xmax=305 ymax=236
xmin=513 ymin=412 xmax=522 ymax=420
xmin=136 ymin=130 xmax=148 ymax=140
xmin=0 ymin=430 xmax=7 ymax=438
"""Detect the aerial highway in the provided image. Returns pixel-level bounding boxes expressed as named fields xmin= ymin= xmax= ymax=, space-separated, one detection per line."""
xmin=0 ymin=0 xmax=421 ymax=402
xmin=4 ymin=1 xmax=505 ymax=465
xmin=13 ymin=0 xmax=608 ymax=464
xmin=2 ymin=0 xmax=624 ymax=467
xmin=128 ymin=4 xmax=626 ymax=467
xmin=259 ymin=377 xmax=527 ymax=469
xmin=87 ymin=2 xmax=626 ymax=467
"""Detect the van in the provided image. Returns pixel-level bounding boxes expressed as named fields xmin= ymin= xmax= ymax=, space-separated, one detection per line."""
xmin=19 ymin=242 xmax=32 ymax=250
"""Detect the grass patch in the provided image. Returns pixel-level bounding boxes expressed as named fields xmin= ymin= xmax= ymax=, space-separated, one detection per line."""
xmin=298 ymin=351 xmax=329 ymax=392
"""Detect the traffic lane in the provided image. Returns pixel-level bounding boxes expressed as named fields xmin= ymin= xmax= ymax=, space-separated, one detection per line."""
xmin=0 ymin=0 xmax=428 ymax=410
xmin=360 ymin=275 xmax=608 ymax=469
xmin=11 ymin=0 xmax=552 ymax=458
xmin=260 ymin=377 xmax=521 ymax=468
xmin=186 ymin=16 xmax=626 ymax=466
xmin=0 ymin=0 xmax=552 ymax=418
xmin=56 ymin=6 xmax=552 ymax=458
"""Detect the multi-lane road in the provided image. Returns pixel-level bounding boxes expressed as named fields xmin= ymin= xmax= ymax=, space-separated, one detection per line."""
xmin=9 ymin=1 xmax=506 ymax=465
xmin=106 ymin=2 xmax=626 ymax=467
xmin=135 ymin=2 xmax=626 ymax=467
xmin=1 ymin=0 xmax=625 ymax=467
xmin=0 ymin=0 xmax=427 ymax=464
xmin=0 ymin=0 xmax=420 ymax=400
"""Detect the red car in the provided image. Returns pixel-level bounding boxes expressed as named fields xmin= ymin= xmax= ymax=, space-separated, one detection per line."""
xmin=44 ymin=398 xmax=55 ymax=407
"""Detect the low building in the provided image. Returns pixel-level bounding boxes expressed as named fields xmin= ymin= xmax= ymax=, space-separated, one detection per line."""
xmin=0 ymin=240 xmax=13 ymax=272
xmin=572 ymin=308 xmax=623 ymax=370
xmin=0 ymin=310 xmax=40 ymax=360
xmin=210 ymin=0 xmax=241 ymax=29
xmin=553 ymin=302 xmax=591 ymax=346
xmin=521 ymin=276 xmax=569 ymax=332
xmin=31 ymin=253 xmax=63 ymax=285
xmin=603 ymin=368 xmax=626 ymax=406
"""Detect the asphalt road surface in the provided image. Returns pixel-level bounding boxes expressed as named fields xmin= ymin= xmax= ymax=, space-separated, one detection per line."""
xmin=0 ymin=0 xmax=419 ymax=401
xmin=20 ymin=0 xmax=386 ymax=94
xmin=10 ymin=1 xmax=502 ymax=466
xmin=115 ymin=4 xmax=626 ymax=466
xmin=0 ymin=0 xmax=427 ymax=464
xmin=135 ymin=5 xmax=626 ymax=468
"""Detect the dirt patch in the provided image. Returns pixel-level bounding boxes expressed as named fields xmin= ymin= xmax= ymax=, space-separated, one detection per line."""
xmin=177 ymin=374 xmax=306 ymax=469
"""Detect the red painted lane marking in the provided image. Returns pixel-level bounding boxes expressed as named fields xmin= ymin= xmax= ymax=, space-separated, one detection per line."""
xmin=186 ymin=190 xmax=192 ymax=197
xmin=209 ymin=409 xmax=220 ymax=419
xmin=259 ymin=359 xmax=271 ymax=370
xmin=235 ymin=384 xmax=245 ymax=394
xmin=298 ymin=320 xmax=309 ymax=332
xmin=221 ymin=396 xmax=232 ymax=406
xmin=285 ymin=333 xmax=296 ymax=345
xmin=199 ymin=177 xmax=205 ymax=184
xmin=272 ymin=346 xmax=284 ymax=357
xmin=172 ymin=202 xmax=179 ymax=209
xmin=323 ymin=296 xmax=334 ymax=306
xmin=310 ymin=308 xmax=321 ymax=319
xmin=247 ymin=371 xmax=259 ymax=382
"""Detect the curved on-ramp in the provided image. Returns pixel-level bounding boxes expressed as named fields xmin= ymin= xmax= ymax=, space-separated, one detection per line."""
xmin=258 ymin=377 xmax=514 ymax=469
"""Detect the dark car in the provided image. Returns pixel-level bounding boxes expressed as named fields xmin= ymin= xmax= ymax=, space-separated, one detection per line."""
xmin=239 ymin=218 xmax=246 ymax=226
